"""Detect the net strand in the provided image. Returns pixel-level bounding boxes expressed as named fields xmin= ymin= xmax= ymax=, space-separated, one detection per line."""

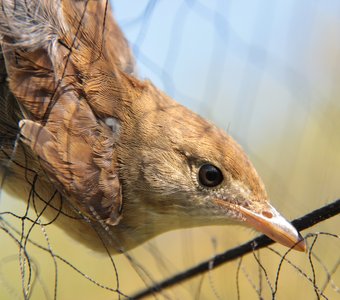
xmin=131 ymin=199 xmax=340 ymax=299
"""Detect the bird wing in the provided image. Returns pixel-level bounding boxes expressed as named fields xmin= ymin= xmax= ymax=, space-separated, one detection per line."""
xmin=0 ymin=0 xmax=129 ymax=225
xmin=61 ymin=0 xmax=135 ymax=74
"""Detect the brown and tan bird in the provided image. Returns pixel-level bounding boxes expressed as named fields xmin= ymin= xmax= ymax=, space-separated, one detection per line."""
xmin=0 ymin=0 xmax=305 ymax=253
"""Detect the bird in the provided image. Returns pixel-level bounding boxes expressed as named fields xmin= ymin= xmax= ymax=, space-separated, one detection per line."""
xmin=0 ymin=0 xmax=305 ymax=253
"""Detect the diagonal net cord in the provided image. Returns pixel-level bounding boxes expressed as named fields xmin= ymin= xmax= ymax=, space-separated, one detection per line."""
xmin=132 ymin=199 xmax=340 ymax=299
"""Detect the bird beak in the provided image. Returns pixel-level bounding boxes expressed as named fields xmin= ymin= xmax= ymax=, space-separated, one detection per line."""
xmin=237 ymin=203 xmax=306 ymax=252
xmin=215 ymin=199 xmax=306 ymax=251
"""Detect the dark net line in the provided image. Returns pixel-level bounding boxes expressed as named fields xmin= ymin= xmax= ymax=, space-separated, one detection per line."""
xmin=0 ymin=1 xmax=182 ymax=298
xmin=0 ymin=217 xmax=132 ymax=297
xmin=131 ymin=199 xmax=340 ymax=299
xmin=0 ymin=1 xmax=153 ymax=299
xmin=1 ymin=1 xmax=340 ymax=299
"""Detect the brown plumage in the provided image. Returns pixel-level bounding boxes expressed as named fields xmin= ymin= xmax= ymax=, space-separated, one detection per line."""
xmin=0 ymin=0 xmax=305 ymax=252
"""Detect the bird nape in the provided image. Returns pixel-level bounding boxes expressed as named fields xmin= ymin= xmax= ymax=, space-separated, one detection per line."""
xmin=0 ymin=0 xmax=305 ymax=253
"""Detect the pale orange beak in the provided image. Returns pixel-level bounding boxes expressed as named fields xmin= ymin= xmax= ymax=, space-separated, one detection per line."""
xmin=237 ymin=203 xmax=306 ymax=252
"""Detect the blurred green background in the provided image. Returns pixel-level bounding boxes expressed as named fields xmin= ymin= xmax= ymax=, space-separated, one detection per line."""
xmin=1 ymin=0 xmax=339 ymax=299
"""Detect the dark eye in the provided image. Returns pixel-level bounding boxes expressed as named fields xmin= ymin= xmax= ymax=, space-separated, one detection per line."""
xmin=198 ymin=164 xmax=223 ymax=187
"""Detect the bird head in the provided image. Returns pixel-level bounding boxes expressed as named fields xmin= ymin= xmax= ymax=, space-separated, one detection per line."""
xmin=114 ymin=83 xmax=306 ymax=252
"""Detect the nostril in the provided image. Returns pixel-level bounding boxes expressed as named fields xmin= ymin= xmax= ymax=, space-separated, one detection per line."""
xmin=262 ymin=211 xmax=273 ymax=218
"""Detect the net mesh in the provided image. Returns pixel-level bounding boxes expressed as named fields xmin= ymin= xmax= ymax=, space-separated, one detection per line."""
xmin=0 ymin=1 xmax=339 ymax=299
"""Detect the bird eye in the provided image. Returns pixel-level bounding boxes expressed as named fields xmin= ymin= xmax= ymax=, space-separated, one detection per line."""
xmin=198 ymin=164 xmax=223 ymax=187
